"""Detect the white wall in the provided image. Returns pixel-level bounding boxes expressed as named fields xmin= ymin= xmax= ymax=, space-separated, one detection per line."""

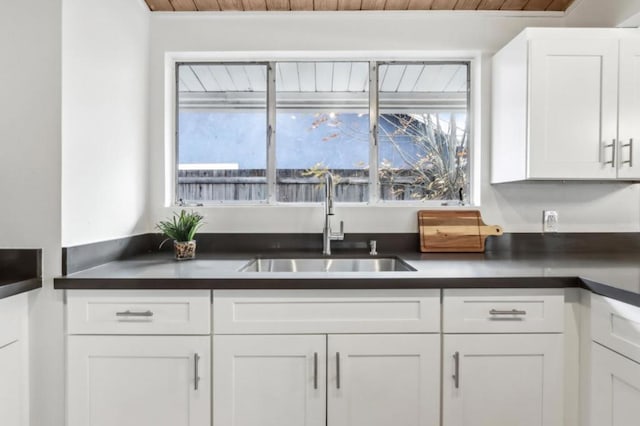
xmin=148 ymin=9 xmax=640 ymax=233
xmin=567 ymin=0 xmax=640 ymax=27
xmin=0 ymin=1 xmax=63 ymax=426
xmin=61 ymin=0 xmax=150 ymax=246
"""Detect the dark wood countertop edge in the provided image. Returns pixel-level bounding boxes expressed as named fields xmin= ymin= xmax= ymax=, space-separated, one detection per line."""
xmin=0 ymin=278 xmax=42 ymax=300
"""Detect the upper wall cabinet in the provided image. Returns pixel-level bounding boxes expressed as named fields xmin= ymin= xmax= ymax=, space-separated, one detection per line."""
xmin=491 ymin=28 xmax=640 ymax=183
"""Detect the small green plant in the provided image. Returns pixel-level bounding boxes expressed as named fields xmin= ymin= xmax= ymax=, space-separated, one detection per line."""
xmin=156 ymin=210 xmax=204 ymax=246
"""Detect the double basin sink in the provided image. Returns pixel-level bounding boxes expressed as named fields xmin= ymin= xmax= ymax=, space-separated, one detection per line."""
xmin=239 ymin=257 xmax=416 ymax=273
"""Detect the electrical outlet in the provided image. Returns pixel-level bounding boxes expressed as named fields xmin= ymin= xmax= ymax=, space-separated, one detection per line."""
xmin=543 ymin=210 xmax=559 ymax=233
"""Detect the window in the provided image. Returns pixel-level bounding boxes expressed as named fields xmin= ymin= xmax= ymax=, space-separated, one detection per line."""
xmin=175 ymin=60 xmax=471 ymax=205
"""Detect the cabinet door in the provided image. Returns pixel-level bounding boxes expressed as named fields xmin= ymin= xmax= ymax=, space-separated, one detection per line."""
xmin=443 ymin=334 xmax=563 ymax=426
xmin=67 ymin=335 xmax=210 ymax=426
xmin=591 ymin=342 xmax=640 ymax=426
xmin=618 ymin=36 xmax=640 ymax=179
xmin=213 ymin=334 xmax=326 ymax=426
xmin=529 ymin=38 xmax=619 ymax=179
xmin=0 ymin=293 xmax=28 ymax=426
xmin=327 ymin=334 xmax=440 ymax=426
xmin=0 ymin=340 xmax=26 ymax=426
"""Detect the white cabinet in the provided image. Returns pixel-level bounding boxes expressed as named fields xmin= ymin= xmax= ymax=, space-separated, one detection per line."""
xmin=442 ymin=289 xmax=565 ymax=426
xmin=492 ymin=28 xmax=640 ymax=182
xmin=0 ymin=293 xmax=29 ymax=426
xmin=214 ymin=333 xmax=440 ymax=426
xmin=213 ymin=335 xmax=327 ymax=426
xmin=68 ymin=335 xmax=210 ymax=426
xmin=590 ymin=293 xmax=640 ymax=426
xmin=327 ymin=334 xmax=440 ymax=426
xmin=442 ymin=334 xmax=564 ymax=426
xmin=591 ymin=342 xmax=640 ymax=426
xmin=66 ymin=290 xmax=211 ymax=426
xmin=213 ymin=290 xmax=441 ymax=426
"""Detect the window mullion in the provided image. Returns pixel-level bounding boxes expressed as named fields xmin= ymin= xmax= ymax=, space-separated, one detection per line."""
xmin=368 ymin=61 xmax=379 ymax=204
xmin=267 ymin=62 xmax=277 ymax=204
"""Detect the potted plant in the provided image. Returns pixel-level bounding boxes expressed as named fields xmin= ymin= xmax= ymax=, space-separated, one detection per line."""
xmin=156 ymin=210 xmax=205 ymax=260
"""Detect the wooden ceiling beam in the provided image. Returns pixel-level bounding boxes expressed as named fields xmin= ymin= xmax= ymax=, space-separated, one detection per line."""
xmin=144 ymin=0 xmax=574 ymax=11
xmin=361 ymin=0 xmax=386 ymax=9
xmin=243 ymin=0 xmax=267 ymax=10
xmin=338 ymin=0 xmax=362 ymax=10
xmin=315 ymin=0 xmax=339 ymax=10
xmin=193 ymin=0 xmax=221 ymax=10
xmin=146 ymin=0 xmax=174 ymax=11
xmin=454 ymin=0 xmax=482 ymax=9
xmin=266 ymin=0 xmax=290 ymax=10
xmin=170 ymin=0 xmax=197 ymax=10
xmin=385 ymin=0 xmax=411 ymax=10
xmin=501 ymin=0 xmax=528 ymax=9
xmin=522 ymin=0 xmax=553 ymax=10
xmin=217 ymin=0 xmax=244 ymax=9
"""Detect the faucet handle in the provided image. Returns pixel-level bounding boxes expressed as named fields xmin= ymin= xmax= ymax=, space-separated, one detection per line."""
xmin=369 ymin=240 xmax=378 ymax=256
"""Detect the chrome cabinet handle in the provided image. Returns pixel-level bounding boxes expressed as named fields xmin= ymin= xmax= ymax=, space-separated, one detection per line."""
xmin=313 ymin=352 xmax=318 ymax=390
xmin=489 ymin=309 xmax=527 ymax=316
xmin=622 ymin=138 xmax=634 ymax=166
xmin=115 ymin=310 xmax=154 ymax=317
xmin=452 ymin=352 xmax=460 ymax=389
xmin=336 ymin=352 xmax=341 ymax=389
xmin=604 ymin=139 xmax=616 ymax=167
xmin=194 ymin=353 xmax=200 ymax=391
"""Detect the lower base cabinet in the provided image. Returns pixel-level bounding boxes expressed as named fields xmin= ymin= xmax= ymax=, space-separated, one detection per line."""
xmin=67 ymin=335 xmax=210 ymax=426
xmin=591 ymin=342 xmax=640 ymax=426
xmin=442 ymin=334 xmax=564 ymax=426
xmin=0 ymin=293 xmax=28 ymax=426
xmin=213 ymin=334 xmax=440 ymax=426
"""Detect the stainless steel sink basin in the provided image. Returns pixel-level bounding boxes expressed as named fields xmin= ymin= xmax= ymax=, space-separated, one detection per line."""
xmin=239 ymin=257 xmax=416 ymax=273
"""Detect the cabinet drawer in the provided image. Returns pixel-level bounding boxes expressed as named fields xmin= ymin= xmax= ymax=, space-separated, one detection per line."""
xmin=213 ymin=289 xmax=440 ymax=334
xmin=67 ymin=290 xmax=210 ymax=335
xmin=443 ymin=289 xmax=564 ymax=333
xmin=592 ymin=293 xmax=640 ymax=363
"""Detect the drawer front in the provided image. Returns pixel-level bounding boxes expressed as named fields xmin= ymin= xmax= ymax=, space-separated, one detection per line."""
xmin=67 ymin=290 xmax=210 ymax=335
xmin=443 ymin=289 xmax=564 ymax=333
xmin=592 ymin=293 xmax=640 ymax=363
xmin=213 ymin=289 xmax=440 ymax=334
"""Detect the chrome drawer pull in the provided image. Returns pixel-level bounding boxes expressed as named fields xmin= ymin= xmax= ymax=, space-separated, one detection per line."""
xmin=622 ymin=138 xmax=634 ymax=166
xmin=336 ymin=352 xmax=341 ymax=390
xmin=115 ymin=310 xmax=154 ymax=317
xmin=489 ymin=309 xmax=527 ymax=316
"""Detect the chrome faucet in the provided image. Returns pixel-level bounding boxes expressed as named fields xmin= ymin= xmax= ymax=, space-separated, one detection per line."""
xmin=323 ymin=172 xmax=344 ymax=255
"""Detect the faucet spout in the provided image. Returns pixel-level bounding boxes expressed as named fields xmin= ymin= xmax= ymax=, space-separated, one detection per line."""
xmin=322 ymin=172 xmax=344 ymax=255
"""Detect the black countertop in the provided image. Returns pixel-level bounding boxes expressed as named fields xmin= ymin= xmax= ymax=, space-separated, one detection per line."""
xmin=54 ymin=250 xmax=640 ymax=307
xmin=0 ymin=249 xmax=42 ymax=300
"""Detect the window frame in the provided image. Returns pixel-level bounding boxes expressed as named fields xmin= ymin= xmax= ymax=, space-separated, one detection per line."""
xmin=170 ymin=53 xmax=479 ymax=207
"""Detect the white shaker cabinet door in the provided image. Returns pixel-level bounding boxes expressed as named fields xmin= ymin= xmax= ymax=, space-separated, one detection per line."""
xmin=591 ymin=343 xmax=640 ymax=426
xmin=0 ymin=340 xmax=26 ymax=426
xmin=528 ymin=37 xmax=619 ymax=179
xmin=618 ymin=36 xmax=640 ymax=179
xmin=213 ymin=334 xmax=326 ymax=426
xmin=442 ymin=333 xmax=564 ymax=426
xmin=67 ymin=335 xmax=210 ymax=426
xmin=327 ymin=334 xmax=440 ymax=426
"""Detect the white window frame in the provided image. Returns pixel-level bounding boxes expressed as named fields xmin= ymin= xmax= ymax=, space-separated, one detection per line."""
xmin=166 ymin=51 xmax=481 ymax=207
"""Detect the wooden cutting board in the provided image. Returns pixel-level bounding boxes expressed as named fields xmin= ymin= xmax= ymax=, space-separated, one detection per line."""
xmin=418 ymin=210 xmax=503 ymax=252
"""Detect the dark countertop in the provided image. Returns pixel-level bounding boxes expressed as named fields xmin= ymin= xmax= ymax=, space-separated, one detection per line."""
xmin=54 ymin=251 xmax=640 ymax=307
xmin=0 ymin=249 xmax=42 ymax=300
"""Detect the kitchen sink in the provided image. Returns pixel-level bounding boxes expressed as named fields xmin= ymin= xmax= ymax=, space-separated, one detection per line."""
xmin=238 ymin=257 xmax=416 ymax=273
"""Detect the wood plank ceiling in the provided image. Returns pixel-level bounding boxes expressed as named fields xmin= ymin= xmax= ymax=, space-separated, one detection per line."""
xmin=145 ymin=0 xmax=575 ymax=12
